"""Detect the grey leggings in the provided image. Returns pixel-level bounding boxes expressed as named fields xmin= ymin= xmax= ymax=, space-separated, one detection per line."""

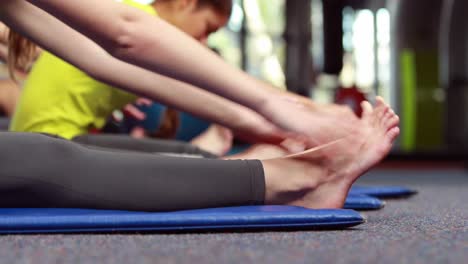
xmin=72 ymin=134 xmax=217 ymax=158
xmin=0 ymin=132 xmax=265 ymax=211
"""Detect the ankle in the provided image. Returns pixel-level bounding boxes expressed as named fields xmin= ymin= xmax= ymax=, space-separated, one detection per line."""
xmin=261 ymin=158 xmax=324 ymax=204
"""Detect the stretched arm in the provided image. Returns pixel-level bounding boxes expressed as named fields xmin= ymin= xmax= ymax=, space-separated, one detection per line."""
xmin=2 ymin=0 xmax=363 ymax=146
xmin=0 ymin=0 xmax=286 ymax=143
xmin=26 ymin=0 xmax=280 ymax=113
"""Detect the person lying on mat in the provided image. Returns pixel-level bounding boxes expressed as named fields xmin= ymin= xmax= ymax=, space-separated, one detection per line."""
xmin=0 ymin=0 xmax=399 ymax=211
xmin=9 ymin=0 xmax=236 ymax=157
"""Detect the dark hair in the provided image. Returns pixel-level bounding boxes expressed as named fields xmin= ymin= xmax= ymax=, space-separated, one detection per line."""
xmin=198 ymin=0 xmax=232 ymax=17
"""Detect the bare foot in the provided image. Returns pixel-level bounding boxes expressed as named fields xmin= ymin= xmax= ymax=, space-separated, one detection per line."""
xmin=262 ymin=97 xmax=400 ymax=208
xmin=129 ymin=126 xmax=147 ymax=139
xmin=191 ymin=125 xmax=233 ymax=156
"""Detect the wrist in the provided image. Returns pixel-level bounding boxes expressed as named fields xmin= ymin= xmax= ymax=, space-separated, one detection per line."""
xmin=230 ymin=106 xmax=261 ymax=133
xmin=257 ymin=92 xmax=306 ymax=120
xmin=230 ymin=105 xmax=286 ymax=144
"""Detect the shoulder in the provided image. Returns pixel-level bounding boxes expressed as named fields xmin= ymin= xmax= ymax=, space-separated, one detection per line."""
xmin=119 ymin=0 xmax=157 ymax=15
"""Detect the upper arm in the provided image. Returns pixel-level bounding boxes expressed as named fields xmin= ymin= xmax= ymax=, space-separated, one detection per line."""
xmin=0 ymin=1 xmax=115 ymax=80
xmin=27 ymin=0 xmax=148 ymax=57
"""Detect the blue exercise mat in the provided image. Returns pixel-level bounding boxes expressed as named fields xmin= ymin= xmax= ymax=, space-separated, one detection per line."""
xmin=350 ymin=185 xmax=417 ymax=198
xmin=0 ymin=206 xmax=364 ymax=234
xmin=344 ymin=194 xmax=385 ymax=210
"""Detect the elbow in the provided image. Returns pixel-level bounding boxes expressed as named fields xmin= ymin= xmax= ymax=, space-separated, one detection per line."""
xmin=103 ymin=12 xmax=149 ymax=62
xmin=85 ymin=68 xmax=106 ymax=85
xmin=80 ymin=62 xmax=109 ymax=85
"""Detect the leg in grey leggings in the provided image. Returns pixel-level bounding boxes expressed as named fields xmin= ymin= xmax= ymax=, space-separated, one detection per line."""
xmin=73 ymin=134 xmax=217 ymax=158
xmin=0 ymin=132 xmax=265 ymax=211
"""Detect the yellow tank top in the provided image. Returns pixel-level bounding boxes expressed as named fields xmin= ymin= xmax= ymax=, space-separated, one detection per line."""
xmin=10 ymin=0 xmax=157 ymax=139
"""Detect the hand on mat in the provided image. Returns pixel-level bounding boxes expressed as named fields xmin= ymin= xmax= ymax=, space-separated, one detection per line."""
xmin=260 ymin=93 xmax=361 ymax=147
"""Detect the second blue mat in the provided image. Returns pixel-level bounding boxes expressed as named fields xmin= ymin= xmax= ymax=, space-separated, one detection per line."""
xmin=344 ymin=194 xmax=385 ymax=210
xmin=350 ymin=185 xmax=417 ymax=198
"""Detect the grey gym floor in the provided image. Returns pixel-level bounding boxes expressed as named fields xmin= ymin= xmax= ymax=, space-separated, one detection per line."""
xmin=0 ymin=163 xmax=466 ymax=264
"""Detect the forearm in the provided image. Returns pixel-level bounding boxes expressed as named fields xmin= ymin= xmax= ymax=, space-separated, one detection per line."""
xmin=117 ymin=72 xmax=268 ymax=134
xmin=27 ymin=0 xmax=280 ymax=112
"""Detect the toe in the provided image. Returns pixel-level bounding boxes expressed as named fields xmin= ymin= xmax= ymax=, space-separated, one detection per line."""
xmin=361 ymin=101 xmax=373 ymax=119
xmin=375 ymin=96 xmax=385 ymax=108
xmin=386 ymin=115 xmax=400 ymax=129
xmin=382 ymin=110 xmax=394 ymax=126
xmin=376 ymin=103 xmax=389 ymax=122
xmin=386 ymin=127 xmax=400 ymax=144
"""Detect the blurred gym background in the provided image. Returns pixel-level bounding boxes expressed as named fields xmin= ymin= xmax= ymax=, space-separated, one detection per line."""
xmin=207 ymin=0 xmax=468 ymax=160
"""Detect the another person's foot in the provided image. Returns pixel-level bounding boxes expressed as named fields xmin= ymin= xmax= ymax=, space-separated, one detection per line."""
xmin=191 ymin=125 xmax=233 ymax=156
xmin=262 ymin=98 xmax=400 ymax=208
xmin=129 ymin=126 xmax=147 ymax=139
